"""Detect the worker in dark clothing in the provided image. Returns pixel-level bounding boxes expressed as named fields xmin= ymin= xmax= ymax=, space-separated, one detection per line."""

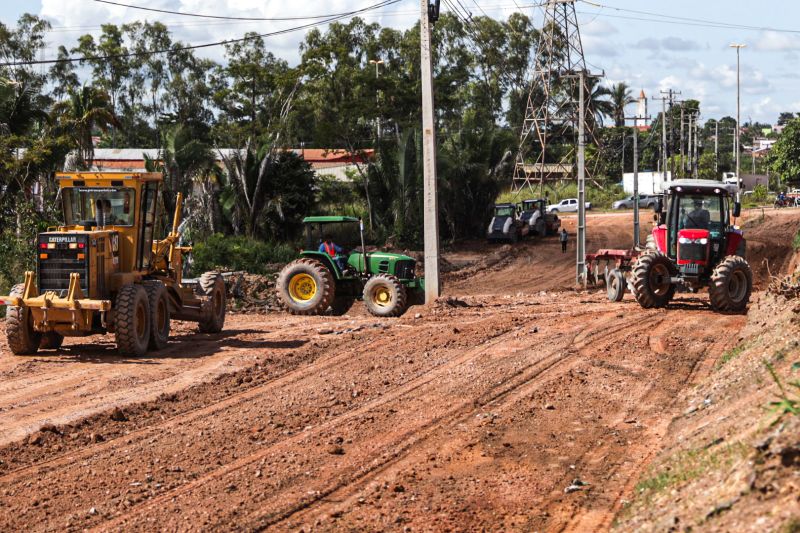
xmin=560 ymin=228 xmax=569 ymax=253
xmin=684 ymin=199 xmax=710 ymax=230
xmin=319 ymin=234 xmax=347 ymax=271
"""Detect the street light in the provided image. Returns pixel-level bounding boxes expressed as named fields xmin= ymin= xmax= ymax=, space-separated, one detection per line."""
xmin=369 ymin=59 xmax=385 ymax=139
xmin=730 ymin=43 xmax=746 ymax=191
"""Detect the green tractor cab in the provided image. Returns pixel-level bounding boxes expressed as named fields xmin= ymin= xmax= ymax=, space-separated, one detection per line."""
xmin=276 ymin=216 xmax=424 ymax=317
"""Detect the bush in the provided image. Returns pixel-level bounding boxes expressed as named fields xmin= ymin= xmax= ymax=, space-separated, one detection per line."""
xmin=190 ymin=234 xmax=296 ymax=275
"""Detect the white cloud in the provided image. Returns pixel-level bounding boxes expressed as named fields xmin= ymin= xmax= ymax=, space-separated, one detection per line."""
xmin=755 ymin=31 xmax=800 ymax=51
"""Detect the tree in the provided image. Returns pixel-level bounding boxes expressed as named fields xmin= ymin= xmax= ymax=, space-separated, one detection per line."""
xmin=778 ymin=112 xmax=795 ymax=126
xmin=769 ymin=117 xmax=800 ymax=184
xmin=48 ymin=46 xmax=78 ymax=102
xmin=609 ymin=83 xmax=636 ymax=127
xmin=53 ymin=85 xmax=120 ymax=169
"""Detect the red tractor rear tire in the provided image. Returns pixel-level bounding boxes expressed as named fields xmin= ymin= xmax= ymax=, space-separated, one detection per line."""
xmin=631 ymin=252 xmax=677 ymax=309
xmin=709 ymin=256 xmax=752 ymax=313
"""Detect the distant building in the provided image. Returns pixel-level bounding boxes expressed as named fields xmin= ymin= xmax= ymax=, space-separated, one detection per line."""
xmin=622 ymin=171 xmax=673 ymax=195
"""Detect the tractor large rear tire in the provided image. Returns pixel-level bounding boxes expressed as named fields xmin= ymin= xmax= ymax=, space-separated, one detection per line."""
xmin=277 ymin=259 xmax=335 ymax=316
xmin=6 ymin=284 xmax=41 ymax=355
xmin=363 ymin=274 xmax=407 ymax=317
xmin=198 ymin=272 xmax=226 ymax=333
xmin=709 ymin=256 xmax=752 ymax=313
xmin=144 ymin=281 xmax=170 ymax=350
xmin=631 ymin=252 xmax=677 ymax=309
xmin=114 ymin=284 xmax=151 ymax=357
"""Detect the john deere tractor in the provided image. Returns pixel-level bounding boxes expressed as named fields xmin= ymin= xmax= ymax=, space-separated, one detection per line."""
xmin=631 ymin=179 xmax=752 ymax=312
xmin=0 ymin=172 xmax=226 ymax=357
xmin=276 ymin=216 xmax=424 ymax=317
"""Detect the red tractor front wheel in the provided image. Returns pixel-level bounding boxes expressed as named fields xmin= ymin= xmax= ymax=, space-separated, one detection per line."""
xmin=631 ymin=252 xmax=677 ymax=309
xmin=709 ymin=256 xmax=752 ymax=313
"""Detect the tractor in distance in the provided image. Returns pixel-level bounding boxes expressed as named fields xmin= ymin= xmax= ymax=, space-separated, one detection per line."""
xmin=519 ymin=198 xmax=561 ymax=237
xmin=0 ymin=172 xmax=226 ymax=357
xmin=631 ymin=179 xmax=752 ymax=312
xmin=487 ymin=203 xmax=529 ymax=243
xmin=276 ymin=216 xmax=424 ymax=317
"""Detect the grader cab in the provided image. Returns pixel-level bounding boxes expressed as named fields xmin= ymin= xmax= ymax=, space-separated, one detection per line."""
xmin=0 ymin=172 xmax=226 ymax=357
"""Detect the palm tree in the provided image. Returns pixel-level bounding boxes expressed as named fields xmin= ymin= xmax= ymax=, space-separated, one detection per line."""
xmin=609 ymin=82 xmax=637 ymax=127
xmin=53 ymin=85 xmax=119 ymax=170
xmin=586 ymin=78 xmax=613 ymax=128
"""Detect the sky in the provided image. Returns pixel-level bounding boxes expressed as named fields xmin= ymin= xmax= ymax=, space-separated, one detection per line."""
xmin=2 ymin=0 xmax=799 ymax=124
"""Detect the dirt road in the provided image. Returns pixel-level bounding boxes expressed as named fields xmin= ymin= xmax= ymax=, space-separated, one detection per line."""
xmin=0 ymin=209 xmax=796 ymax=531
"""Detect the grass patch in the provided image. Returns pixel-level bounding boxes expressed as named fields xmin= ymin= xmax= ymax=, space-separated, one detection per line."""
xmin=718 ymin=342 xmax=747 ymax=368
xmin=765 ymin=359 xmax=800 ymax=424
xmin=633 ymin=441 xmax=750 ymax=505
xmin=793 ymin=230 xmax=800 ymax=252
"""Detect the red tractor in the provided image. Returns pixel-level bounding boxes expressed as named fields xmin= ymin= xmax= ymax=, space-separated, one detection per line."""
xmin=631 ymin=179 xmax=752 ymax=312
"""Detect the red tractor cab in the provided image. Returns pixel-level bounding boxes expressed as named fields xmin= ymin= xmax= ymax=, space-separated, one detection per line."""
xmin=631 ymin=179 xmax=752 ymax=312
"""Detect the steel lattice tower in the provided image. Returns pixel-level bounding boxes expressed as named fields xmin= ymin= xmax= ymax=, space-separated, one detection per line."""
xmin=513 ymin=0 xmax=598 ymax=193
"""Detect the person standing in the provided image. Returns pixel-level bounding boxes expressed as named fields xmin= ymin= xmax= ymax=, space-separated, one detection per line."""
xmin=560 ymin=228 xmax=569 ymax=253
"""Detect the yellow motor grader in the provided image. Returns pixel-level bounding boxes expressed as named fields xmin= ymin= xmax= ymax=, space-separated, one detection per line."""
xmin=0 ymin=172 xmax=226 ymax=356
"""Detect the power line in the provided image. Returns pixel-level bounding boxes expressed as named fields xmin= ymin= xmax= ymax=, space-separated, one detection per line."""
xmin=93 ymin=0 xmax=393 ymax=22
xmin=0 ymin=0 xmax=402 ymax=67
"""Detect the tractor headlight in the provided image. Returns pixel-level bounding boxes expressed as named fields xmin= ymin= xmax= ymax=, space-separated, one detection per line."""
xmin=678 ymin=236 xmax=691 ymax=244
xmin=698 ymin=238 xmax=708 ymax=245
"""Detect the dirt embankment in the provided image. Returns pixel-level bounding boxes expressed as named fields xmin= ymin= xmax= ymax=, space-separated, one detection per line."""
xmin=0 ymin=209 xmax=796 ymax=532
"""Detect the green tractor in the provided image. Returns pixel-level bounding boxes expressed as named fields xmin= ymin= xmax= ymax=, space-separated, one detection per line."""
xmin=276 ymin=216 xmax=425 ymax=317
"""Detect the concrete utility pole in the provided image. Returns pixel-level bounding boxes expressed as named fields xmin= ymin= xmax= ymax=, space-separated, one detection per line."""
xmin=715 ymin=121 xmax=719 ymax=174
xmin=693 ymin=114 xmax=700 ymax=178
xmin=680 ymin=105 xmax=685 ymax=178
xmin=731 ymin=43 xmax=746 ymax=193
xmin=421 ymin=0 xmax=440 ymax=303
xmin=687 ymin=112 xmax=693 ymax=178
xmin=369 ymin=59 xmax=384 ymax=139
xmin=577 ymin=70 xmax=587 ymax=287
xmin=660 ymin=96 xmax=668 ymax=186
xmin=626 ymin=112 xmax=651 ymax=248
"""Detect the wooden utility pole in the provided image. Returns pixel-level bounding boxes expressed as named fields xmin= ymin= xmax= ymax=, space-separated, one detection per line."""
xmin=421 ymin=0 xmax=440 ymax=304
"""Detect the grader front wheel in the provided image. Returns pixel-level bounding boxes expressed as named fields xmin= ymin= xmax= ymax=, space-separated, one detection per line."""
xmin=198 ymin=272 xmax=226 ymax=333
xmin=6 ymin=283 xmax=41 ymax=355
xmin=144 ymin=281 xmax=171 ymax=350
xmin=115 ymin=284 xmax=151 ymax=357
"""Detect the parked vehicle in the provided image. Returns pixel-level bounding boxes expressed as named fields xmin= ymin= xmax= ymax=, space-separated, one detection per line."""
xmin=487 ymin=203 xmax=529 ymax=243
xmin=612 ymin=195 xmax=658 ymax=210
xmin=547 ymin=198 xmax=592 ymax=213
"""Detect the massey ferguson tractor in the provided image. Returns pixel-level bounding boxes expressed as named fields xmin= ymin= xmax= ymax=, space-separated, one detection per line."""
xmin=0 ymin=172 xmax=226 ymax=357
xmin=631 ymin=179 xmax=752 ymax=312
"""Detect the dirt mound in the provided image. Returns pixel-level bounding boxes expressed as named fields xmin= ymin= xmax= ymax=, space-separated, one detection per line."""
xmin=227 ymin=272 xmax=283 ymax=313
xmin=740 ymin=209 xmax=800 ymax=287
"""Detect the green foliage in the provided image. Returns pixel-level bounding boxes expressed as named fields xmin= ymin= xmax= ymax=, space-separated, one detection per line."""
xmin=764 ymin=359 xmax=800 ymax=423
xmin=770 ymin=118 xmax=800 ymax=184
xmin=190 ymin=234 xmax=295 ymax=275
xmin=793 ymin=231 xmax=800 ymax=252
xmin=752 ymin=184 xmax=769 ymax=203
xmin=718 ymin=342 xmax=746 ymax=368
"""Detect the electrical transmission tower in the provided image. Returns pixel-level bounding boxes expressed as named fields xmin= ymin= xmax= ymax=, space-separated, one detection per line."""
xmin=513 ymin=0 xmax=600 ymax=194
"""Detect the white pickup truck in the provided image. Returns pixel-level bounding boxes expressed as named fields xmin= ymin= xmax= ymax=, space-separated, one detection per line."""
xmin=546 ymin=198 xmax=592 ymax=213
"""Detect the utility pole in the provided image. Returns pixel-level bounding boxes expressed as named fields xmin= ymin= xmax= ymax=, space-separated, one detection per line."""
xmin=660 ymin=90 xmax=680 ymax=184
xmin=715 ymin=121 xmax=719 ymax=174
xmin=731 ymin=43 xmax=746 ymax=196
xmin=421 ymin=0 xmax=440 ymax=303
xmin=679 ymin=105 xmax=685 ymax=178
xmin=693 ymin=114 xmax=700 ymax=178
xmin=626 ymin=112 xmax=651 ymax=248
xmin=369 ymin=59 xmax=384 ymax=139
xmin=577 ymin=70 xmax=587 ymax=288
xmin=660 ymin=96 xmax=668 ymax=187
xmin=687 ymin=113 xmax=693 ymax=178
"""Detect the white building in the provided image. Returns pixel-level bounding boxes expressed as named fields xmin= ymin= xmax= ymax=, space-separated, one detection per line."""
xmin=622 ymin=171 xmax=673 ymax=195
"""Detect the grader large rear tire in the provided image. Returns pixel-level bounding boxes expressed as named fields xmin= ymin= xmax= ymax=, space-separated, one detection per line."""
xmin=363 ymin=274 xmax=407 ymax=317
xmin=631 ymin=252 xmax=677 ymax=309
xmin=114 ymin=284 xmax=151 ymax=357
xmin=709 ymin=256 xmax=752 ymax=313
xmin=6 ymin=284 xmax=41 ymax=355
xmin=277 ymin=259 xmax=335 ymax=315
xmin=198 ymin=272 xmax=226 ymax=333
xmin=144 ymin=281 xmax=170 ymax=350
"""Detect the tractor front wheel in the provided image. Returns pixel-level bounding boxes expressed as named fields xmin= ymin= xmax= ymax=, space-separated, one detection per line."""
xmin=115 ymin=284 xmax=151 ymax=357
xmin=277 ymin=259 xmax=335 ymax=315
xmin=363 ymin=274 xmax=408 ymax=317
xmin=709 ymin=256 xmax=752 ymax=313
xmin=198 ymin=272 xmax=226 ymax=333
xmin=6 ymin=283 xmax=41 ymax=355
xmin=144 ymin=281 xmax=171 ymax=349
xmin=631 ymin=252 xmax=676 ymax=309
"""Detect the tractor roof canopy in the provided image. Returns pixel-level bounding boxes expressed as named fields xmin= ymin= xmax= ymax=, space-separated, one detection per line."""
xmin=303 ymin=216 xmax=360 ymax=224
xmin=668 ymin=180 xmax=737 ymax=196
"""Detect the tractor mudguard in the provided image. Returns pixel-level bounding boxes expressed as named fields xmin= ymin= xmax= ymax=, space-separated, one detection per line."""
xmin=652 ymin=226 xmax=668 ymax=254
xmin=299 ymin=251 xmax=344 ymax=279
xmin=725 ymin=231 xmax=745 ymax=257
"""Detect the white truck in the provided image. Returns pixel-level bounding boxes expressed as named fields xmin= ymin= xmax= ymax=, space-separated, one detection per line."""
xmin=547 ymin=198 xmax=592 ymax=213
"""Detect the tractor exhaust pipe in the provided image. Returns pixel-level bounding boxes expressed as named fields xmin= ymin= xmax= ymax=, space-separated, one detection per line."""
xmin=360 ymin=218 xmax=368 ymax=275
